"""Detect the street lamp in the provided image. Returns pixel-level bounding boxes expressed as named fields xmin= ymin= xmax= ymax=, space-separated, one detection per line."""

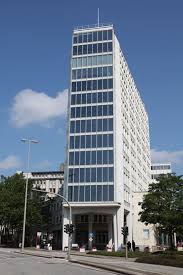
xmin=32 ymin=188 xmax=72 ymax=261
xmin=21 ymin=138 xmax=39 ymax=251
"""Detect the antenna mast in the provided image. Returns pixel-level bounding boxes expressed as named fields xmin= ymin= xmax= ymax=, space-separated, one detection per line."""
xmin=97 ymin=8 xmax=100 ymax=27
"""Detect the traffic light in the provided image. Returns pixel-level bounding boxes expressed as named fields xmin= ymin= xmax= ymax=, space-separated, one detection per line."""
xmin=64 ymin=224 xmax=74 ymax=235
xmin=121 ymin=226 xmax=128 ymax=237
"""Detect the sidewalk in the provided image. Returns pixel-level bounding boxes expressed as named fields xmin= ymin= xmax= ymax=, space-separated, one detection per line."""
xmin=14 ymin=248 xmax=183 ymax=275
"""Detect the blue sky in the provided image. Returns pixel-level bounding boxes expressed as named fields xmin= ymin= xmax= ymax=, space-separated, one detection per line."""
xmin=0 ymin=0 xmax=183 ymax=175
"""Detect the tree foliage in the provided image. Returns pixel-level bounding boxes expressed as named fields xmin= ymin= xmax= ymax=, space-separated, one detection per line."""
xmin=139 ymin=173 xmax=183 ymax=244
xmin=0 ymin=173 xmax=49 ymax=245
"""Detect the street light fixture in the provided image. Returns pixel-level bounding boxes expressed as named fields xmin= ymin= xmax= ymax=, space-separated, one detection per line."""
xmin=32 ymin=188 xmax=72 ymax=261
xmin=21 ymin=138 xmax=39 ymax=252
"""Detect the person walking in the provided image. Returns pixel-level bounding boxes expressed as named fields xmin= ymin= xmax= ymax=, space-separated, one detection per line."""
xmin=132 ymin=240 xmax=136 ymax=252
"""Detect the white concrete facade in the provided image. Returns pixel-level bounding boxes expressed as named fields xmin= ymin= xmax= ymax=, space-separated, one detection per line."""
xmin=64 ymin=24 xmax=151 ymax=251
xmin=151 ymin=163 xmax=171 ymax=183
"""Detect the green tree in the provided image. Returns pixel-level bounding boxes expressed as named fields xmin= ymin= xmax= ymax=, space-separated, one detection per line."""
xmin=139 ymin=173 xmax=183 ymax=248
xmin=0 ymin=173 xmax=48 ymax=246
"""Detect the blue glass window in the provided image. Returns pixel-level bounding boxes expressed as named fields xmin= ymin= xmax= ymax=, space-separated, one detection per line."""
xmin=81 ymin=120 xmax=85 ymax=132
xmin=93 ymin=56 xmax=97 ymax=66
xmin=103 ymin=67 xmax=107 ymax=77
xmin=83 ymin=33 xmax=87 ymax=43
xmin=86 ymin=135 xmax=91 ymax=148
xmin=97 ymin=151 xmax=102 ymax=164
xmin=79 ymin=185 xmax=84 ymax=201
xmin=98 ymin=43 xmax=102 ymax=53
xmin=103 ymin=167 xmax=108 ymax=182
xmin=103 ymin=30 xmax=107 ymax=40
xmin=72 ymin=70 xmax=76 ymax=79
xmin=75 ymin=136 xmax=80 ymax=148
xmin=98 ymin=67 xmax=103 ymax=78
xmin=92 ymin=135 xmax=96 ymax=148
xmin=91 ymin=168 xmax=96 ymax=182
xmin=76 ymin=107 xmax=80 ymax=118
xmin=87 ymin=106 xmax=91 ymax=117
xmin=72 ymin=58 xmax=77 ymax=68
xmin=108 ymin=30 xmax=112 ymax=40
xmin=69 ymin=152 xmax=74 ymax=165
xmin=91 ymin=185 xmax=96 ymax=201
xmin=93 ymin=68 xmax=97 ymax=78
xmin=85 ymin=185 xmax=90 ymax=201
xmin=109 ymin=167 xmax=114 ymax=182
xmin=98 ymin=92 xmax=102 ymax=103
xmin=93 ymin=43 xmax=97 ymax=53
xmin=73 ymin=35 xmax=77 ymax=44
xmin=91 ymin=150 xmax=96 ymax=164
xmin=109 ymin=118 xmax=113 ymax=131
xmin=109 ymin=150 xmax=113 ymax=164
xmin=68 ymin=168 xmax=73 ymax=183
xmin=92 ymin=106 xmax=97 ymax=117
xmin=77 ymin=69 xmax=82 ymax=79
xmin=82 ymin=81 xmax=86 ymax=91
xmin=103 ymin=185 xmax=108 ymax=201
xmin=92 ymin=119 xmax=96 ymax=132
xmin=97 ymin=185 xmax=102 ymax=201
xmin=108 ymin=79 xmax=113 ymax=89
xmin=103 ymin=79 xmax=107 ymax=89
xmin=71 ymin=107 xmax=75 ymax=118
xmin=103 ymin=134 xmax=107 ymax=147
xmin=86 ymin=151 xmax=90 ymax=165
xmin=70 ymin=121 xmax=75 ymax=133
xmin=80 ymin=168 xmax=85 ymax=182
xmin=86 ymin=119 xmax=91 ymax=132
xmin=109 ymin=105 xmax=113 ymax=116
xmin=87 ymin=68 xmax=92 ymax=78
xmin=88 ymin=44 xmax=92 ymax=54
xmin=80 ymin=151 xmax=85 ymax=165
xmin=74 ymin=186 xmax=78 ymax=202
xmin=98 ymin=31 xmax=102 ymax=41
xmin=81 ymin=106 xmax=86 ymax=117
xmin=87 ymin=93 xmax=91 ymax=104
xmin=93 ymin=80 xmax=97 ymax=90
xmin=82 ymin=68 xmax=87 ymax=78
xmin=103 ymin=150 xmax=108 ymax=164
xmin=103 ymin=119 xmax=108 ymax=131
xmin=87 ymin=80 xmax=92 ymax=91
xmin=86 ymin=168 xmax=90 ymax=182
xmin=76 ymin=120 xmax=80 ymax=133
xmin=109 ymin=185 xmax=114 ymax=201
xmin=77 ymin=58 xmax=82 ymax=67
xmin=82 ymin=93 xmax=86 ymax=104
xmin=98 ymin=80 xmax=102 ymax=90
xmin=108 ymin=42 xmax=113 ymax=52
xmin=72 ymin=82 xmax=76 ymax=92
xmin=73 ymin=46 xmax=77 ymax=55
xmin=103 ymin=92 xmax=107 ymax=102
xmin=97 ymin=134 xmax=102 ymax=147
xmin=76 ymin=94 xmax=81 ymax=104
xmin=103 ymin=43 xmax=108 ymax=52
xmin=93 ymin=31 xmax=97 ymax=41
xmin=92 ymin=93 xmax=97 ymax=103
xmin=74 ymin=168 xmax=79 ymax=182
xmin=81 ymin=135 xmax=85 ymax=148
xmin=77 ymin=81 xmax=81 ymax=91
xmin=103 ymin=105 xmax=108 ymax=116
xmin=71 ymin=94 xmax=75 ymax=105
xmin=108 ymin=66 xmax=113 ymax=76
xmin=109 ymin=134 xmax=113 ymax=147
xmin=70 ymin=136 xmax=74 ymax=149
xmin=98 ymin=105 xmax=102 ymax=116
xmin=97 ymin=168 xmax=102 ymax=182
xmin=108 ymin=91 xmax=113 ymax=102
xmin=75 ymin=152 xmax=79 ymax=165
xmin=88 ymin=32 xmax=92 ymax=42
xmin=88 ymin=56 xmax=92 ymax=66
xmin=78 ymin=45 xmax=82 ymax=55
xmin=68 ymin=186 xmax=73 ymax=201
xmin=97 ymin=119 xmax=102 ymax=132
xmin=78 ymin=34 xmax=82 ymax=43
xmin=83 ymin=44 xmax=87 ymax=55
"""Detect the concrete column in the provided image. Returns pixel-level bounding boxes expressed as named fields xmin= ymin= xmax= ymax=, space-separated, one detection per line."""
xmin=113 ymin=211 xmax=118 ymax=251
xmin=62 ymin=207 xmax=69 ymax=251
xmin=116 ymin=207 xmax=124 ymax=249
xmin=88 ymin=214 xmax=93 ymax=250
xmin=108 ymin=216 xmax=113 ymax=246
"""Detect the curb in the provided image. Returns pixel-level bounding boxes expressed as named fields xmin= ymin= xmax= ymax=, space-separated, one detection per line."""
xmin=14 ymin=251 xmax=163 ymax=275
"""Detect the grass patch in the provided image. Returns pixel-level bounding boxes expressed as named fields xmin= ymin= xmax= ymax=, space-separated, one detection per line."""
xmin=136 ymin=253 xmax=183 ymax=268
xmin=87 ymin=250 xmax=146 ymax=258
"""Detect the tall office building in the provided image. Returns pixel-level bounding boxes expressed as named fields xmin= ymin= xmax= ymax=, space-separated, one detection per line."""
xmin=63 ymin=24 xmax=151 ymax=251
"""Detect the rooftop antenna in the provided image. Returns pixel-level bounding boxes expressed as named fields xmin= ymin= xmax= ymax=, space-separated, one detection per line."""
xmin=97 ymin=8 xmax=100 ymax=27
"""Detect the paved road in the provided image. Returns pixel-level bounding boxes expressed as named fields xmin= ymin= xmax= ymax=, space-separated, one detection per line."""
xmin=0 ymin=250 xmax=114 ymax=275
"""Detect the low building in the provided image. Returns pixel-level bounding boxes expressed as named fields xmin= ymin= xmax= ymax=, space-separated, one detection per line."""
xmin=151 ymin=163 xmax=171 ymax=183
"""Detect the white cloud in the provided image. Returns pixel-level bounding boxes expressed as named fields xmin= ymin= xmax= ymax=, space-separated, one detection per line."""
xmin=10 ymin=89 xmax=68 ymax=127
xmin=0 ymin=156 xmax=22 ymax=170
xmin=37 ymin=160 xmax=52 ymax=170
xmin=151 ymin=149 xmax=183 ymax=165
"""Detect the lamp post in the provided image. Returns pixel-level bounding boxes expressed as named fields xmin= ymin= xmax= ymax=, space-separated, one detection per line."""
xmin=21 ymin=138 xmax=39 ymax=251
xmin=32 ymin=189 xmax=72 ymax=261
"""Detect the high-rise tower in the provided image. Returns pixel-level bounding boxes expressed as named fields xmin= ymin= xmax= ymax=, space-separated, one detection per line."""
xmin=63 ymin=24 xmax=151 ymax=251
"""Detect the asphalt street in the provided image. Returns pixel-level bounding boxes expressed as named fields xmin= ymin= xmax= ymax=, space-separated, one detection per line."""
xmin=0 ymin=250 xmax=114 ymax=275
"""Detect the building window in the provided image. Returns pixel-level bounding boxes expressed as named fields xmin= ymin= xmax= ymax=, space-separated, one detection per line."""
xmin=143 ymin=229 xmax=150 ymax=239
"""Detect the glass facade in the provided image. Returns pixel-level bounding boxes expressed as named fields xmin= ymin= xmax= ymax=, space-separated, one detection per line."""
xmin=67 ymin=27 xmax=114 ymax=202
